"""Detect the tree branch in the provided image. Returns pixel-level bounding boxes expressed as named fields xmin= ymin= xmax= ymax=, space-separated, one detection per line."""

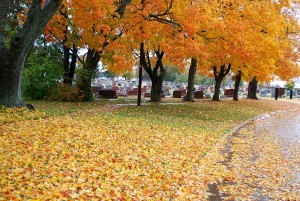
xmin=143 ymin=49 xmax=153 ymax=79
xmin=225 ymin=63 xmax=231 ymax=75
xmin=115 ymin=0 xmax=131 ymax=16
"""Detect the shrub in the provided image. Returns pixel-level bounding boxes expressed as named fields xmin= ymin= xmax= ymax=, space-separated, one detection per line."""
xmin=46 ymin=83 xmax=87 ymax=102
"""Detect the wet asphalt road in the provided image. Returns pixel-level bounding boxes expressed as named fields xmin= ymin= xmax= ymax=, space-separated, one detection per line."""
xmin=255 ymin=109 xmax=300 ymax=192
xmin=208 ymin=108 xmax=300 ymax=200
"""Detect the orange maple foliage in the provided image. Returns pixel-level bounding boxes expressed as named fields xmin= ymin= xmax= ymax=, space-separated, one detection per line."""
xmin=43 ymin=0 xmax=300 ymax=81
xmin=45 ymin=0 xmax=116 ymax=50
xmin=195 ymin=0 xmax=300 ymax=83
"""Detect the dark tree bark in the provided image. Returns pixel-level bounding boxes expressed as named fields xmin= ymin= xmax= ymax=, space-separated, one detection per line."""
xmin=141 ymin=46 xmax=165 ymax=102
xmin=233 ymin=71 xmax=242 ymax=101
xmin=63 ymin=44 xmax=77 ymax=85
xmin=69 ymin=45 xmax=77 ymax=83
xmin=77 ymin=49 xmax=101 ymax=101
xmin=212 ymin=64 xmax=231 ymax=101
xmin=63 ymin=44 xmax=71 ymax=84
xmin=0 ymin=0 xmax=62 ymax=107
xmin=150 ymin=65 xmax=165 ymax=102
xmin=247 ymin=76 xmax=258 ymax=99
xmin=150 ymin=50 xmax=165 ymax=102
xmin=115 ymin=0 xmax=132 ymax=17
xmin=137 ymin=43 xmax=144 ymax=106
xmin=184 ymin=58 xmax=197 ymax=102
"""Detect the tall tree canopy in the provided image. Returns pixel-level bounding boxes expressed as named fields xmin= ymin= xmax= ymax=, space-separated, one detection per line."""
xmin=45 ymin=0 xmax=131 ymax=100
xmin=1 ymin=0 xmax=299 ymax=106
xmin=196 ymin=0 xmax=300 ymax=100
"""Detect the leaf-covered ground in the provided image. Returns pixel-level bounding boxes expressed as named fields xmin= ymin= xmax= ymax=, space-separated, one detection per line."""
xmin=0 ymin=99 xmax=300 ymax=200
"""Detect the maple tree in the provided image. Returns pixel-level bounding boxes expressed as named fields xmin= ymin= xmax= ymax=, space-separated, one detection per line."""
xmin=241 ymin=0 xmax=300 ymax=100
xmin=194 ymin=0 xmax=300 ymax=101
xmin=0 ymin=0 xmax=62 ymax=107
xmin=44 ymin=1 xmax=77 ymax=85
xmin=273 ymin=7 xmax=300 ymax=81
xmin=42 ymin=0 xmax=299 ymax=104
xmin=45 ymin=0 xmax=121 ymax=100
xmin=105 ymin=0 xmax=211 ymax=102
xmin=102 ymin=1 xmax=173 ymax=102
xmin=159 ymin=1 xmax=212 ymax=102
xmin=2 ymin=0 xmax=298 ymax=107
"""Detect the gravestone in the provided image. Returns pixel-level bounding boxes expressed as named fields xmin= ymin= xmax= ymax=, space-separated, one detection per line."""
xmin=173 ymin=90 xmax=182 ymax=98
xmin=92 ymin=86 xmax=103 ymax=98
xmin=224 ymin=89 xmax=234 ymax=97
xmin=99 ymin=89 xmax=117 ymax=99
xmin=194 ymin=91 xmax=204 ymax=99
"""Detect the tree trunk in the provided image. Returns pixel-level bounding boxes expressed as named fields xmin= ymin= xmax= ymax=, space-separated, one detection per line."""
xmin=69 ymin=45 xmax=77 ymax=83
xmin=63 ymin=43 xmax=77 ymax=85
xmin=0 ymin=52 xmax=30 ymax=107
xmin=150 ymin=67 xmax=165 ymax=102
xmin=213 ymin=78 xmax=223 ymax=101
xmin=77 ymin=49 xmax=101 ymax=101
xmin=137 ymin=43 xmax=144 ymax=106
xmin=212 ymin=64 xmax=231 ymax=101
xmin=233 ymin=71 xmax=242 ymax=101
xmin=185 ymin=58 xmax=197 ymax=102
xmin=0 ymin=0 xmax=62 ymax=107
xmin=63 ymin=44 xmax=71 ymax=84
xmin=140 ymin=45 xmax=165 ymax=103
xmin=247 ymin=76 xmax=258 ymax=99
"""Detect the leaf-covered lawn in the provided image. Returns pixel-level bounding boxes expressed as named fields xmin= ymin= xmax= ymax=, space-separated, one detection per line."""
xmin=0 ymin=99 xmax=299 ymax=200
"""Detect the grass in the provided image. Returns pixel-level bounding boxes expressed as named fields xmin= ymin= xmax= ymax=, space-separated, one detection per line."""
xmin=27 ymin=97 xmax=137 ymax=116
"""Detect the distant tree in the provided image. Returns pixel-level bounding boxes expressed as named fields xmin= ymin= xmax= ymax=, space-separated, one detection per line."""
xmin=175 ymin=73 xmax=189 ymax=84
xmin=164 ymin=65 xmax=180 ymax=82
xmin=201 ymin=76 xmax=214 ymax=86
xmin=286 ymin=81 xmax=295 ymax=91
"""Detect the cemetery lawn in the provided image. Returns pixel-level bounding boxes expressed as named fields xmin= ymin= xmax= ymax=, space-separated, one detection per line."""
xmin=0 ymin=99 xmax=299 ymax=200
